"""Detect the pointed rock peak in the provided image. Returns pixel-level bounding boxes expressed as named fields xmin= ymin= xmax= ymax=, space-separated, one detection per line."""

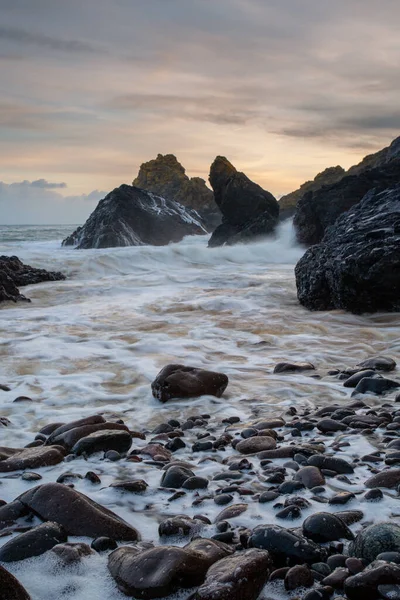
xmin=209 ymin=156 xmax=237 ymax=187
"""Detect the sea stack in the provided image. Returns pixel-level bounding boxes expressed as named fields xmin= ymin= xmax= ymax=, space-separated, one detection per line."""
xmin=208 ymin=156 xmax=279 ymax=247
xmin=62 ymin=184 xmax=206 ymax=249
xmin=133 ymin=154 xmax=220 ymax=230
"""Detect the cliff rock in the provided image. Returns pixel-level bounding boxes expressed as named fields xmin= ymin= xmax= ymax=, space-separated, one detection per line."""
xmin=208 ymin=156 xmax=279 ymax=247
xmin=295 ymin=184 xmax=400 ymax=313
xmin=62 ymin=184 xmax=206 ymax=249
xmin=293 ymin=159 xmax=400 ymax=246
xmin=133 ymin=154 xmax=220 ymax=230
xmin=279 ymin=166 xmax=346 ymax=219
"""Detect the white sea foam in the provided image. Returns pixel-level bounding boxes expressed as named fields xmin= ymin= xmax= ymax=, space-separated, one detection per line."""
xmin=1 ymin=222 xmax=400 ymax=599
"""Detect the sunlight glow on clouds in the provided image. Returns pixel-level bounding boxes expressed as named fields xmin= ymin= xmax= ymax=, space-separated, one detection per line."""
xmin=0 ymin=0 xmax=399 ymax=223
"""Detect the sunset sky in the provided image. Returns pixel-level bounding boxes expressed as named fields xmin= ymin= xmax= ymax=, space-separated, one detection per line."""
xmin=1 ymin=0 xmax=399 ymax=223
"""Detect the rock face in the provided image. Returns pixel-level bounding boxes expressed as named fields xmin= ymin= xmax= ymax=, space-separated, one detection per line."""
xmin=0 ymin=255 xmax=65 ymax=304
xmin=279 ymin=166 xmax=346 ymax=220
xmin=62 ymin=184 xmax=206 ymax=249
xmin=132 ymin=154 xmax=220 ymax=230
xmin=295 ymin=185 xmax=400 ymax=313
xmin=293 ymin=159 xmax=400 ymax=246
xmin=208 ymin=157 xmax=279 ymax=247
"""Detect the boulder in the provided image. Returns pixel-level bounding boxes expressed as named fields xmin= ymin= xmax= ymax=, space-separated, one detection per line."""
xmin=0 ymin=446 xmax=66 ymax=472
xmin=15 ymin=483 xmax=140 ymax=540
xmin=295 ymin=184 xmax=400 ymax=313
xmin=194 ymin=549 xmax=272 ymax=600
xmin=208 ymin=156 xmax=279 ymax=247
xmin=62 ymin=184 xmax=206 ymax=249
xmin=0 ymin=522 xmax=67 ymax=562
xmin=249 ymin=524 xmax=324 ymax=564
xmin=0 ymin=565 xmax=31 ymax=600
xmin=151 ymin=364 xmax=228 ymax=402
xmin=293 ymin=153 xmax=400 ymax=246
xmin=132 ymin=153 xmax=220 ymax=230
xmin=71 ymin=429 xmax=132 ymax=455
xmin=350 ymin=523 xmax=400 ymax=563
xmin=108 ymin=538 xmax=232 ymax=598
xmin=0 ymin=255 xmax=65 ymax=304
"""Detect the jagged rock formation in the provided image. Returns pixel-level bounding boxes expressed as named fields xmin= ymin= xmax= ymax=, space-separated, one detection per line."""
xmin=347 ymin=135 xmax=400 ymax=176
xmin=279 ymin=166 xmax=346 ymax=220
xmin=208 ymin=157 xmax=279 ymax=247
xmin=293 ymin=159 xmax=400 ymax=246
xmin=0 ymin=256 xmax=65 ymax=304
xmin=133 ymin=154 xmax=220 ymax=230
xmin=62 ymin=184 xmax=206 ymax=249
xmin=295 ymin=184 xmax=400 ymax=314
xmin=281 ymin=136 xmax=400 ymax=239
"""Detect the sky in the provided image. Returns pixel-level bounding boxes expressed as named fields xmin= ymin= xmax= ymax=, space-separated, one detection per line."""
xmin=1 ymin=0 xmax=399 ymax=224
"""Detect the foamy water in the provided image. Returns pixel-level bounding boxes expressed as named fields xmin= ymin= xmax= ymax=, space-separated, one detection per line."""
xmin=1 ymin=223 xmax=400 ymax=599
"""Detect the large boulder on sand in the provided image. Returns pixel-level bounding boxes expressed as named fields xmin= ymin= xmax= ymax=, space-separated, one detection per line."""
xmin=62 ymin=184 xmax=206 ymax=249
xmin=295 ymin=185 xmax=400 ymax=314
xmin=133 ymin=154 xmax=220 ymax=230
xmin=0 ymin=256 xmax=65 ymax=304
xmin=208 ymin=157 xmax=279 ymax=247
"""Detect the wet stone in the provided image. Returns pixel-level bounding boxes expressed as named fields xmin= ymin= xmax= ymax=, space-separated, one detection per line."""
xmin=295 ymin=466 xmax=325 ymax=488
xmin=365 ymin=469 xmax=400 ymax=489
xmin=356 ymin=356 xmax=397 ymax=372
xmin=235 ymin=436 xmax=276 ymax=454
xmin=214 ymin=494 xmax=233 ymax=506
xmin=51 ymin=542 xmax=94 ymax=564
xmin=0 ymin=521 xmax=67 ymax=562
xmin=285 ymin=564 xmax=314 ymax=590
xmin=160 ymin=465 xmax=195 ymax=488
xmin=303 ymin=512 xmax=354 ymax=543
xmin=214 ymin=503 xmax=248 ymax=523
xmin=151 ymin=364 xmax=229 ymax=403
xmin=249 ymin=524 xmax=324 ymax=564
xmin=259 ymin=490 xmax=280 ymax=503
xmin=276 ymin=505 xmax=302 ymax=520
xmin=110 ymin=480 xmax=148 ymax=493
xmin=91 ymin=537 xmax=118 ymax=552
xmin=193 ymin=548 xmax=272 ymax=600
xmin=350 ymin=523 xmax=400 ymax=563
xmin=182 ymin=476 xmax=209 ymax=490
xmin=0 ymin=565 xmax=31 ymax=600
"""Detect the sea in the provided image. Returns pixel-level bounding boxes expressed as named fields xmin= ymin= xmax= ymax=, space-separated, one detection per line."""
xmin=1 ymin=223 xmax=400 ymax=599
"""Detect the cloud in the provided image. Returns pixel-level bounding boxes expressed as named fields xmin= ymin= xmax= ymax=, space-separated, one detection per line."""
xmin=0 ymin=26 xmax=98 ymax=54
xmin=0 ymin=0 xmax=400 ymax=206
xmin=0 ymin=180 xmax=105 ymax=224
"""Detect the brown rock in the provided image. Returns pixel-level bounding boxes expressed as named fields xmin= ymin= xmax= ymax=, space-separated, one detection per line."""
xmin=151 ymin=364 xmax=228 ymax=403
xmin=0 ymin=564 xmax=31 ymax=600
xmin=0 ymin=446 xmax=65 ymax=472
xmin=16 ymin=483 xmax=140 ymax=541
xmin=236 ymin=436 xmax=276 ymax=455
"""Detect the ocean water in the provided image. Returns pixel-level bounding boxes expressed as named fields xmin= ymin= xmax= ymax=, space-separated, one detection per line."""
xmin=1 ymin=223 xmax=400 ymax=599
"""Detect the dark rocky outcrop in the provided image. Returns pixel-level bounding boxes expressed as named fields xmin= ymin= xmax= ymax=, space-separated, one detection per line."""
xmin=208 ymin=157 xmax=279 ymax=247
xmin=0 ymin=256 xmax=65 ymax=304
xmin=14 ymin=483 xmax=140 ymax=540
xmin=279 ymin=166 xmax=346 ymax=220
xmin=132 ymin=154 xmax=220 ymax=230
xmin=0 ymin=565 xmax=31 ymax=600
xmin=62 ymin=184 xmax=206 ymax=249
xmin=295 ymin=185 xmax=400 ymax=313
xmin=151 ymin=364 xmax=228 ymax=402
xmin=293 ymin=159 xmax=400 ymax=246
